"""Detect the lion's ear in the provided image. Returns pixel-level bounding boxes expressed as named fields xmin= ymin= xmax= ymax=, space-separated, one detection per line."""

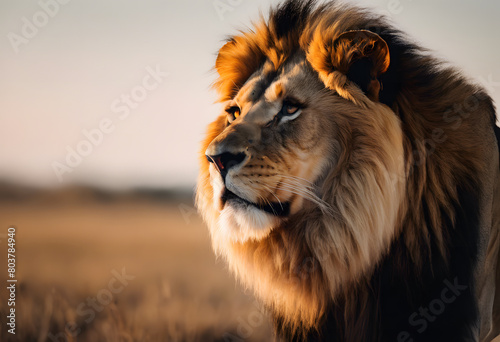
xmin=308 ymin=29 xmax=390 ymax=103
xmin=214 ymin=38 xmax=264 ymax=101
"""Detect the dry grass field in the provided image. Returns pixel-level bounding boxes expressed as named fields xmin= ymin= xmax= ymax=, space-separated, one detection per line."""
xmin=0 ymin=185 xmax=273 ymax=342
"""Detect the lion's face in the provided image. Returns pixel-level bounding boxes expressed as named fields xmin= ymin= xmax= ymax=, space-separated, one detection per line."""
xmin=204 ymin=55 xmax=339 ymax=242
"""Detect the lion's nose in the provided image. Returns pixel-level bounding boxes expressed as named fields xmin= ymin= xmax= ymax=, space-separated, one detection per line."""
xmin=206 ymin=152 xmax=246 ymax=179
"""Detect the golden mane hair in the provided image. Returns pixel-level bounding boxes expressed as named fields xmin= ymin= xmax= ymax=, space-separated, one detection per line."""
xmin=197 ymin=1 xmax=500 ymax=341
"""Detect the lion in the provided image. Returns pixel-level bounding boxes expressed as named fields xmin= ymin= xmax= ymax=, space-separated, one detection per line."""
xmin=196 ymin=1 xmax=500 ymax=341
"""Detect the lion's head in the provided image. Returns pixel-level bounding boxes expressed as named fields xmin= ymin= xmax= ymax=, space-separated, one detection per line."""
xmin=196 ymin=0 xmax=497 ymax=337
xmin=196 ymin=0 xmax=407 ymax=329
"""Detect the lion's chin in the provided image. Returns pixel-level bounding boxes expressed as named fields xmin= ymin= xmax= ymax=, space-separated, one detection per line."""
xmin=218 ymin=202 xmax=280 ymax=243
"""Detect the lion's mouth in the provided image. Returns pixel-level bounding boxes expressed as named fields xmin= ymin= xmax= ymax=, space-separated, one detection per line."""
xmin=222 ymin=188 xmax=290 ymax=217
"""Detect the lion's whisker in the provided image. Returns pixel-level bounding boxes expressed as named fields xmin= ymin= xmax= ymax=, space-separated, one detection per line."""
xmin=275 ymin=179 xmax=322 ymax=200
xmin=278 ymin=174 xmax=316 ymax=186
xmin=258 ymin=183 xmax=284 ymax=211
xmin=246 ymin=186 xmax=279 ymax=216
xmin=272 ymin=180 xmax=334 ymax=216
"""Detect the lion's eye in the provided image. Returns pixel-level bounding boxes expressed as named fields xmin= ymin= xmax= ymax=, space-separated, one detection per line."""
xmin=226 ymin=106 xmax=241 ymax=123
xmin=279 ymin=100 xmax=303 ymax=122
xmin=283 ymin=103 xmax=299 ymax=115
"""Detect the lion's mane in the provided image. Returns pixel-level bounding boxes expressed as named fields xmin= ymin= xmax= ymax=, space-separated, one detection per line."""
xmin=196 ymin=1 xmax=500 ymax=341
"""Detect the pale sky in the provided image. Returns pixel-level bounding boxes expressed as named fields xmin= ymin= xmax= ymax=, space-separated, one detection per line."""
xmin=0 ymin=0 xmax=499 ymax=190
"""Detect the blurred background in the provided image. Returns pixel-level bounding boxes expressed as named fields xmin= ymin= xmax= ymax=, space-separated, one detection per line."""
xmin=0 ymin=0 xmax=498 ymax=341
